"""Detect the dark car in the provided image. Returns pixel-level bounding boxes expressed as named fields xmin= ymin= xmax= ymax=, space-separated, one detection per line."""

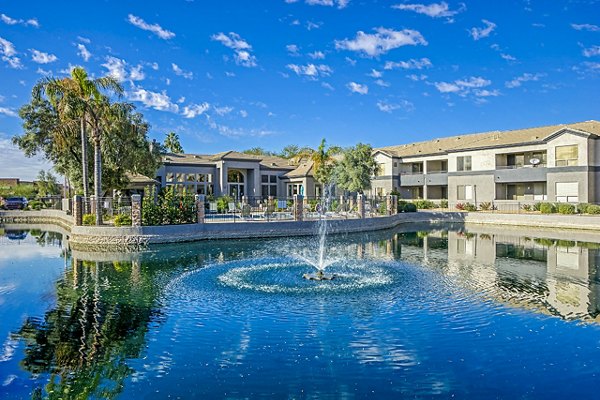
xmin=4 ymin=197 xmax=28 ymax=210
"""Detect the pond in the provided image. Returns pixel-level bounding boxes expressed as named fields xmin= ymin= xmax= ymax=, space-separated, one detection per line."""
xmin=1 ymin=224 xmax=600 ymax=398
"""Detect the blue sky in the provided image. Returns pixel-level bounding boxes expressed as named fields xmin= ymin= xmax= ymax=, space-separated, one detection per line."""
xmin=0 ymin=0 xmax=598 ymax=179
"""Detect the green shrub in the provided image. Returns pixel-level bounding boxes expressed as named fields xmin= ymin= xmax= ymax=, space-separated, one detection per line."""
xmin=83 ymin=214 xmax=95 ymax=225
xmin=587 ymin=204 xmax=600 ymax=214
xmin=27 ymin=200 xmax=43 ymax=210
xmin=403 ymin=203 xmax=417 ymax=212
xmin=522 ymin=204 xmax=532 ymax=212
xmin=578 ymin=203 xmax=591 ymax=214
xmin=113 ymin=213 xmax=132 ymax=226
xmin=414 ymin=200 xmax=436 ymax=209
xmin=440 ymin=199 xmax=448 ymax=209
xmin=479 ymin=202 xmax=493 ymax=211
xmin=539 ymin=202 xmax=556 ymax=214
xmin=557 ymin=203 xmax=575 ymax=214
xmin=397 ymin=200 xmax=408 ymax=213
xmin=463 ymin=202 xmax=477 ymax=212
xmin=533 ymin=202 xmax=542 ymax=212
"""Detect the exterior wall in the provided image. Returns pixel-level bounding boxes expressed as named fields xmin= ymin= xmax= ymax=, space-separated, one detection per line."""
xmin=547 ymin=169 xmax=589 ymax=202
xmin=447 ymin=174 xmax=495 ymax=203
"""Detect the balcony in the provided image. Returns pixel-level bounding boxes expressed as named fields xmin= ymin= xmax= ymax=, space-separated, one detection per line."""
xmin=494 ymin=166 xmax=548 ymax=183
xmin=426 ymin=171 xmax=448 ymax=186
xmin=399 ymin=173 xmax=425 ymax=186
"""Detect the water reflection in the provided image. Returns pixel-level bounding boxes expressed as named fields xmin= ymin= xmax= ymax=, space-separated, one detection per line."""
xmin=3 ymin=224 xmax=600 ymax=398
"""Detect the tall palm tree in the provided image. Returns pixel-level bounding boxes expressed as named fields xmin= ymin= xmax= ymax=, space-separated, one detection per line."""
xmin=37 ymin=67 xmax=122 ymax=216
xmin=296 ymin=138 xmax=342 ymax=184
xmin=164 ymin=132 xmax=184 ymax=153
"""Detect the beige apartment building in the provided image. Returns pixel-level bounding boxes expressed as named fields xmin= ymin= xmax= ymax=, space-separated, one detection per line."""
xmin=372 ymin=120 xmax=600 ymax=204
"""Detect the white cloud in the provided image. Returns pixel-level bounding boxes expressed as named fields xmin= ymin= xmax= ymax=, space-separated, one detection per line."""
xmin=0 ymin=37 xmax=22 ymax=69
xmin=374 ymin=79 xmax=390 ymax=87
xmin=286 ymin=63 xmax=332 ymax=79
xmin=1 ymin=13 xmax=39 ymax=27
xmin=182 ymin=102 xmax=210 ymax=118
xmin=0 ymin=136 xmax=53 ymax=181
xmin=500 ymin=53 xmax=516 ymax=61
xmin=211 ymin=32 xmax=257 ymax=67
xmin=469 ymin=20 xmax=496 ymax=40
xmin=77 ymin=36 xmax=91 ymax=44
xmin=347 ymin=81 xmax=368 ymax=94
xmin=172 ymin=63 xmax=193 ymax=79
xmin=434 ymin=76 xmax=492 ymax=96
xmin=306 ymin=21 xmax=322 ymax=30
xmin=571 ymin=23 xmax=600 ymax=32
xmin=308 ymin=51 xmax=325 ymax=59
xmin=583 ymin=45 xmax=600 ymax=57
xmin=76 ymin=43 xmax=91 ymax=61
xmin=407 ymin=74 xmax=428 ymax=81
xmin=286 ymin=44 xmax=300 ymax=56
xmin=473 ymin=89 xmax=499 ymax=97
xmin=335 ymin=27 xmax=427 ymax=57
xmin=239 ymin=109 xmax=248 ymax=118
xmin=0 ymin=107 xmax=18 ymax=117
xmin=127 ymin=85 xmax=179 ymax=113
xmin=376 ymin=99 xmax=413 ymax=113
xmin=127 ymin=14 xmax=175 ymax=40
xmin=368 ymin=69 xmax=383 ymax=78
xmin=345 ymin=57 xmax=357 ymax=66
xmin=384 ymin=57 xmax=432 ymax=70
xmin=30 ymin=49 xmax=57 ymax=64
xmin=505 ymin=73 xmax=544 ymax=88
xmin=321 ymin=82 xmax=334 ymax=91
xmin=391 ymin=2 xmax=465 ymax=22
xmin=291 ymin=0 xmax=350 ymax=9
xmin=36 ymin=67 xmax=51 ymax=75
xmin=102 ymin=56 xmax=145 ymax=82
xmin=214 ymin=106 xmax=234 ymax=116
xmin=150 ymin=62 xmax=159 ymax=70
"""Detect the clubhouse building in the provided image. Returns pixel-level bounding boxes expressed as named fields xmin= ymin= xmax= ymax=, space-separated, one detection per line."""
xmin=155 ymin=120 xmax=600 ymax=204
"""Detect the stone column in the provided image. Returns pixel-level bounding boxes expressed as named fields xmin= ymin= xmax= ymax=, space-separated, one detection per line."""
xmin=242 ymin=195 xmax=247 ymax=207
xmin=339 ymin=195 xmax=345 ymax=212
xmin=349 ymin=196 xmax=355 ymax=212
xmin=357 ymin=193 xmax=365 ymax=219
xmin=293 ymin=194 xmax=304 ymax=221
xmin=73 ymin=195 xmax=83 ymax=226
xmin=386 ymin=195 xmax=394 ymax=216
xmin=392 ymin=195 xmax=398 ymax=215
xmin=131 ymin=194 xmax=142 ymax=227
xmin=195 ymin=194 xmax=205 ymax=224
xmin=89 ymin=195 xmax=97 ymax=215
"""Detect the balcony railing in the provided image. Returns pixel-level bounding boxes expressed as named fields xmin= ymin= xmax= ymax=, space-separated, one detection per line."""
xmin=496 ymin=164 xmax=547 ymax=170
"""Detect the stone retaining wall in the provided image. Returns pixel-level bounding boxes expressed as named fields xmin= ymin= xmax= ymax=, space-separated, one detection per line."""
xmin=4 ymin=209 xmax=600 ymax=252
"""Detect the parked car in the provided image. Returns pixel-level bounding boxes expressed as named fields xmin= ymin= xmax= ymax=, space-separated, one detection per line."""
xmin=4 ymin=197 xmax=28 ymax=210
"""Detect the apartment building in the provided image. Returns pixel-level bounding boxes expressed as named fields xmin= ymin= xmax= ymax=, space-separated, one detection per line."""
xmin=155 ymin=151 xmax=321 ymax=199
xmin=372 ymin=120 xmax=600 ymax=204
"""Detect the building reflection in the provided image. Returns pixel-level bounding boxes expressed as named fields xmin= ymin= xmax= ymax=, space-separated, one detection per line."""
xmin=398 ymin=228 xmax=600 ymax=323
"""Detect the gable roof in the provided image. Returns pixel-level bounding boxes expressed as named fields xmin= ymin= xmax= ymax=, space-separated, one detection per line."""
xmin=377 ymin=120 xmax=600 ymax=157
xmin=162 ymin=151 xmax=296 ymax=170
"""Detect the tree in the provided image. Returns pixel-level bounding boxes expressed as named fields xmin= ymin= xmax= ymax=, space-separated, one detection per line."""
xmin=36 ymin=67 xmax=123 ymax=204
xmin=164 ymin=132 xmax=184 ymax=153
xmin=242 ymin=147 xmax=274 ymax=156
xmin=36 ymin=170 xmax=60 ymax=197
xmin=334 ymin=143 xmax=379 ymax=193
xmin=297 ymin=139 xmax=342 ymax=184
xmin=15 ymin=70 xmax=160 ymax=225
xmin=278 ymin=144 xmax=313 ymax=160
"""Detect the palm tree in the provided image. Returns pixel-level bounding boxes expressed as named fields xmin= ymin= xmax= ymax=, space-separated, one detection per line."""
xmin=164 ymin=132 xmax=184 ymax=153
xmin=37 ymin=67 xmax=123 ymax=217
xmin=296 ymin=139 xmax=342 ymax=184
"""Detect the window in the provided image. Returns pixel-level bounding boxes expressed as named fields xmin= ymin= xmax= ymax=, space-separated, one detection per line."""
xmin=555 ymin=145 xmax=578 ymax=167
xmin=457 ymin=185 xmax=473 ymax=200
xmin=287 ymin=183 xmax=303 ymax=197
xmin=457 ymin=156 xmax=472 ymax=171
xmin=227 ymin=169 xmax=244 ymax=183
xmin=261 ymin=174 xmax=277 ymax=197
xmin=555 ymin=182 xmax=578 ymax=203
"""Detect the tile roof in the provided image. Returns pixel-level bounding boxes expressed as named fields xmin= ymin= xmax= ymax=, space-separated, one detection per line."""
xmin=162 ymin=151 xmax=296 ymax=169
xmin=376 ymin=120 xmax=600 ymax=157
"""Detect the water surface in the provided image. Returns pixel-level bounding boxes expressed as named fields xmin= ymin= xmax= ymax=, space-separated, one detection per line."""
xmin=1 ymin=225 xmax=600 ymax=398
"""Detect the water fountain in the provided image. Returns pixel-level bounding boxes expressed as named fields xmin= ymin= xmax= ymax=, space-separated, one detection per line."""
xmin=302 ymin=183 xmax=336 ymax=281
